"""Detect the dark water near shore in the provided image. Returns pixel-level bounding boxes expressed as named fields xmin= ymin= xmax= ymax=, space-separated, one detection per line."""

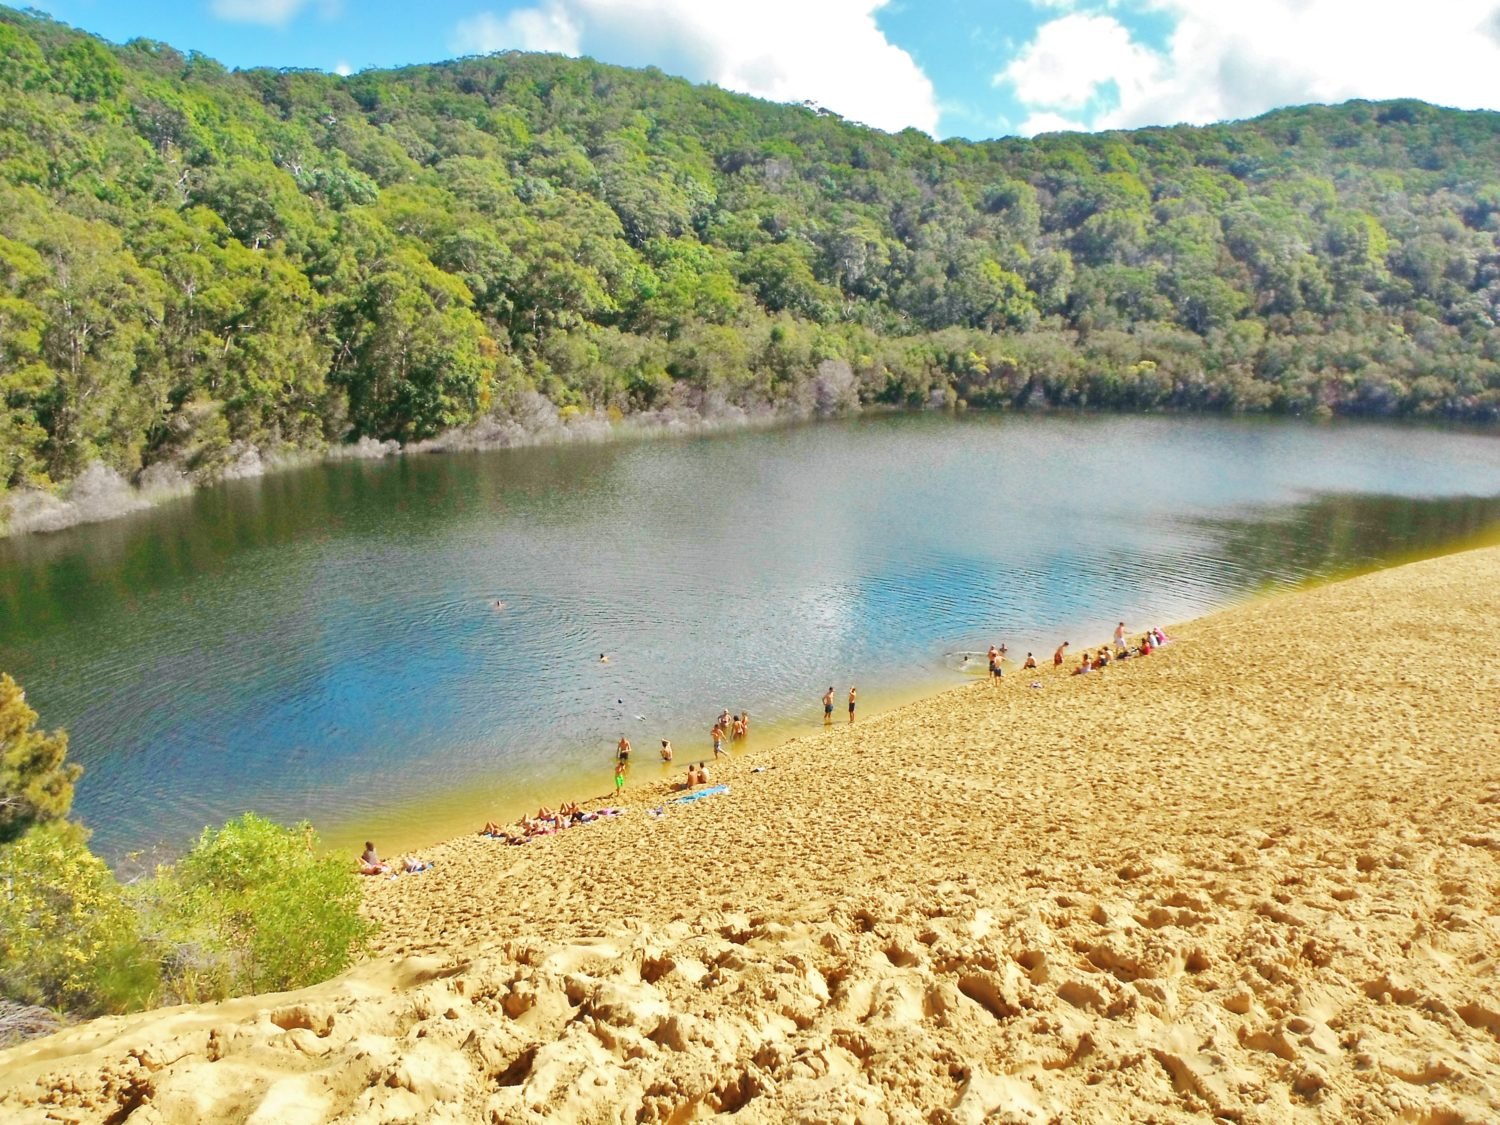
xmin=1 ymin=413 xmax=1497 ymax=860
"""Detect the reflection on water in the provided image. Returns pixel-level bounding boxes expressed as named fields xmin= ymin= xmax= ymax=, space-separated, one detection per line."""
xmin=0 ymin=413 xmax=1496 ymax=859
xmin=1200 ymin=492 xmax=1500 ymax=590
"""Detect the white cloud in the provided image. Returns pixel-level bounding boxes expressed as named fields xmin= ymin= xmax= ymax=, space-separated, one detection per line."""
xmin=209 ymin=0 xmax=338 ymax=27
xmin=453 ymin=8 xmax=581 ymax=55
xmin=999 ymin=0 xmax=1500 ymax=134
xmin=998 ymin=13 xmax=1159 ymax=113
xmin=1017 ymin=111 xmax=1088 ymax=135
xmin=450 ymin=0 xmax=940 ymax=135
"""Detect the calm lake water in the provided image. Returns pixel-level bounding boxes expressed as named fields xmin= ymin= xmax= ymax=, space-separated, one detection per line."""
xmin=1 ymin=413 xmax=1498 ymax=860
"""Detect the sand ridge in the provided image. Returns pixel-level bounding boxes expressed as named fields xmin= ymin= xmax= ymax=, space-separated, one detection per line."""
xmin=2 ymin=547 xmax=1499 ymax=1122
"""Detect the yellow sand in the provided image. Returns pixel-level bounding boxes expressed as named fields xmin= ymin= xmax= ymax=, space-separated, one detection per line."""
xmin=3 ymin=546 xmax=1499 ymax=1123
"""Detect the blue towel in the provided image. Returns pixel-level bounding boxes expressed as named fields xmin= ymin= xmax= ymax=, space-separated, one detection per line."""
xmin=672 ymin=783 xmax=730 ymax=805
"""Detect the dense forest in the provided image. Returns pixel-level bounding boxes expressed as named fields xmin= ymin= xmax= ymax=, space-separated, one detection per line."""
xmin=2 ymin=7 xmax=1499 ymax=513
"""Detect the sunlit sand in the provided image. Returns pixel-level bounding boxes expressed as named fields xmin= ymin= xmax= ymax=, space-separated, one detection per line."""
xmin=3 ymin=546 xmax=1499 ymax=1122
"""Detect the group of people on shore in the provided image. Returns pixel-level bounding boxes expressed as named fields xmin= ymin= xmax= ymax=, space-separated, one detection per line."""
xmin=359 ymin=841 xmax=431 ymax=876
xmin=822 ymin=685 xmax=857 ymax=723
xmin=1065 ymin=623 xmax=1171 ymax=675
xmin=609 ymin=704 xmax=748 ymax=794
xmin=480 ymin=801 xmax=622 ymax=844
xmin=971 ymin=621 xmax=1172 ymax=686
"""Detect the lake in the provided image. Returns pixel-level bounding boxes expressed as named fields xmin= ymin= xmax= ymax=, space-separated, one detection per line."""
xmin=1 ymin=412 xmax=1498 ymax=861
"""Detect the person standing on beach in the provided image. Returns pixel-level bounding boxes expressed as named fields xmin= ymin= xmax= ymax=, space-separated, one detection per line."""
xmin=614 ymin=759 xmax=627 ymax=792
xmin=848 ymin=685 xmax=857 ymax=723
xmin=823 ymin=686 xmax=834 ymax=724
xmin=1054 ymin=641 xmax=1070 ymax=667
xmin=1114 ymin=622 xmax=1127 ymax=653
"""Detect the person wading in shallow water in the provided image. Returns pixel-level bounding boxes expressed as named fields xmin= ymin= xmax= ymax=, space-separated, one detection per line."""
xmin=823 ymin=686 xmax=834 ymax=724
xmin=848 ymin=685 xmax=858 ymax=723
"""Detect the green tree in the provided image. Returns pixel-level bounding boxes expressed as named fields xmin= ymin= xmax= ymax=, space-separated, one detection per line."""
xmin=0 ymin=672 xmax=79 ymax=844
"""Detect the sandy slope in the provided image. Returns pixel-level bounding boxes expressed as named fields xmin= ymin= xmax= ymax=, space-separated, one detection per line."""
xmin=3 ymin=547 xmax=1499 ymax=1123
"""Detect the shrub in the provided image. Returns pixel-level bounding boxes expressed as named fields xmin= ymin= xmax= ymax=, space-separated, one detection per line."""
xmin=0 ymin=821 xmax=157 ymax=1014
xmin=150 ymin=813 xmax=372 ymax=999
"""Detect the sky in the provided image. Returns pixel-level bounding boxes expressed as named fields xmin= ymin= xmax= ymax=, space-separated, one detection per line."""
xmin=20 ymin=0 xmax=1500 ymax=140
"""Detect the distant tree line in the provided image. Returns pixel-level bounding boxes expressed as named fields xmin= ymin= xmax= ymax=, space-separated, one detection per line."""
xmin=1 ymin=6 xmax=1498 ymax=506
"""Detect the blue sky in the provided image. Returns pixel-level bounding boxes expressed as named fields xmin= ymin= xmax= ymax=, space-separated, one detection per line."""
xmin=21 ymin=1 xmax=1500 ymax=140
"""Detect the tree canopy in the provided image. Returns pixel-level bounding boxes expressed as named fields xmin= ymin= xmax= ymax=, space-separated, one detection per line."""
xmin=2 ymin=6 xmax=1498 ymax=504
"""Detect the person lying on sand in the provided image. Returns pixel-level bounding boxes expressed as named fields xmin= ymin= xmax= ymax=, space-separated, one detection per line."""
xmin=359 ymin=841 xmax=392 ymax=875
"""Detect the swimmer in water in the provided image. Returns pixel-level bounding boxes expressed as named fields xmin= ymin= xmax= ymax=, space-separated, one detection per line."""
xmin=599 ymin=653 xmax=609 ymax=663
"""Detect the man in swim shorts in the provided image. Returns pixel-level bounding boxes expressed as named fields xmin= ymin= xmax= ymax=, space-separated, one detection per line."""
xmin=1054 ymin=642 xmax=1070 ymax=667
xmin=823 ymin=686 xmax=834 ymax=723
xmin=848 ymin=685 xmax=857 ymax=723
xmin=711 ymin=722 xmax=726 ymax=757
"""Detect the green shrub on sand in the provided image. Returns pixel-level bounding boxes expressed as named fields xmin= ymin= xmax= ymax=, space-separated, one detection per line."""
xmin=141 ymin=812 xmax=374 ymax=1001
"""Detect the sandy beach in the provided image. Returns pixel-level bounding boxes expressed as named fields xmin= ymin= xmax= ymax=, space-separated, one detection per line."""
xmin=3 ymin=545 xmax=1499 ymax=1123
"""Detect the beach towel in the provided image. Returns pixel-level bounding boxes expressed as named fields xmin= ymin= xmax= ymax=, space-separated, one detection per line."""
xmin=672 ymin=784 xmax=730 ymax=805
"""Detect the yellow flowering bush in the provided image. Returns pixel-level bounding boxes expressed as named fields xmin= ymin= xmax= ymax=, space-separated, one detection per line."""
xmin=0 ymin=822 xmax=155 ymax=1013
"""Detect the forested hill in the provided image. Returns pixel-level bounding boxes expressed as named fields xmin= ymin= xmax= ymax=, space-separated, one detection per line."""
xmin=2 ymin=8 xmax=1499 ymax=502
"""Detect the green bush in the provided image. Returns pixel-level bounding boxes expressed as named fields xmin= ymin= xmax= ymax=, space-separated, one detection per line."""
xmin=0 ymin=821 xmax=157 ymax=1014
xmin=147 ymin=813 xmax=372 ymax=999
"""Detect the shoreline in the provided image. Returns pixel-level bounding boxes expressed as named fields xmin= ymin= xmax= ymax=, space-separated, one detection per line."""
xmin=327 ymin=518 xmax=1500 ymax=863
xmin=7 ymin=406 xmax=1493 ymax=541
xmin=4 ymin=545 xmax=1500 ymax=1121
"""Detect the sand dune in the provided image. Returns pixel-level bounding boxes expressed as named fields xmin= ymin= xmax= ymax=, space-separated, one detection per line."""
xmin=3 ymin=547 xmax=1499 ymax=1122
